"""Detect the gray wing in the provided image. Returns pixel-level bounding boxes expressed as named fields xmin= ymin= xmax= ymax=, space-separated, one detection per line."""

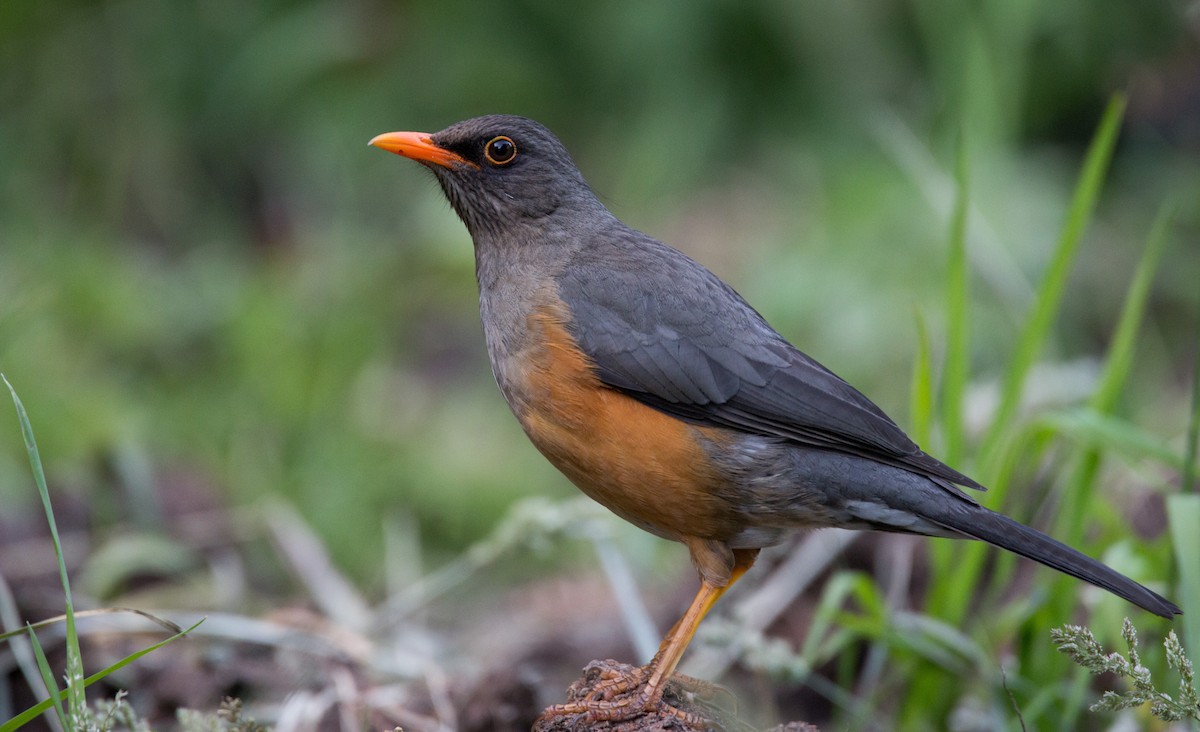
xmin=558 ymin=231 xmax=983 ymax=494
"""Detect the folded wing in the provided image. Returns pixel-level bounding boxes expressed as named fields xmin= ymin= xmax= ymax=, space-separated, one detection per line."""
xmin=559 ymin=232 xmax=983 ymax=496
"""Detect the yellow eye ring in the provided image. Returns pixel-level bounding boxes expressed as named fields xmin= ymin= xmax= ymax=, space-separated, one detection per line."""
xmin=484 ymin=136 xmax=517 ymax=165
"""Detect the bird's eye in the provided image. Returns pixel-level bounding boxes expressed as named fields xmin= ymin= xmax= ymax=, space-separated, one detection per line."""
xmin=484 ymin=136 xmax=517 ymax=165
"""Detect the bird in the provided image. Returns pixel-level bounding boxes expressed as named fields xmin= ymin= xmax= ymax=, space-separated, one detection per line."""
xmin=369 ymin=115 xmax=1180 ymax=724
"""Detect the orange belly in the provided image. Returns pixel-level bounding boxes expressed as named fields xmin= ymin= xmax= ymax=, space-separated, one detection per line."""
xmin=512 ymin=306 xmax=740 ymax=542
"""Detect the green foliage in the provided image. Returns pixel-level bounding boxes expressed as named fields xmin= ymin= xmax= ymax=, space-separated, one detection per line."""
xmin=1053 ymin=619 xmax=1199 ymax=722
xmin=5 ymin=375 xmax=85 ymax=729
xmin=21 ymin=627 xmax=67 ymax=732
xmin=1169 ymin=493 xmax=1200 ymax=699
xmin=908 ymin=310 xmax=935 ymax=448
xmin=1175 ymin=315 xmax=1200 ymax=689
xmin=896 ymin=97 xmax=1187 ymax=729
xmin=2 ymin=380 xmax=203 ymax=731
xmin=941 ymin=131 xmax=971 ymax=469
xmin=978 ymin=95 xmax=1127 ymax=464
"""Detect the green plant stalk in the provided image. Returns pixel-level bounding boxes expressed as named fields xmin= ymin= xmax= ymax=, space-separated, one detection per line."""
xmin=1041 ymin=202 xmax=1180 ymax=633
xmin=1168 ymin=495 xmax=1200 ymax=687
xmin=902 ymin=135 xmax=975 ymax=724
xmin=1084 ymin=203 xmax=1175 ymax=418
xmin=1168 ymin=283 xmax=1200 ymax=690
xmin=1184 ymin=278 xmax=1200 ymax=495
xmin=902 ymin=141 xmax=988 ymax=720
xmin=979 ymin=94 xmax=1126 ymax=465
xmin=1033 ymin=409 xmax=1186 ymax=469
xmin=23 ymin=627 xmax=65 ymax=730
xmin=0 ymin=619 xmax=205 ymax=731
xmin=925 ymin=124 xmax=975 ymax=628
xmin=940 ymin=95 xmax=1126 ymax=626
xmin=1052 ymin=200 xmax=1175 ymax=549
xmin=906 ymin=96 xmax=1126 ymax=728
xmin=1049 ymin=201 xmax=1173 ymax=591
xmin=942 ymin=128 xmax=971 ymax=468
xmin=910 ymin=308 xmax=935 ymax=448
xmin=2 ymin=375 xmax=85 ymax=727
xmin=1033 ymin=199 xmax=1174 ymax=728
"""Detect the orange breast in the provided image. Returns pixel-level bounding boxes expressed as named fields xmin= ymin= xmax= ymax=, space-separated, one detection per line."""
xmin=511 ymin=304 xmax=740 ymax=543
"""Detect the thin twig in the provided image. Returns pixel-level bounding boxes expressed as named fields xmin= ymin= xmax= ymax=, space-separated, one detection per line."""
xmin=264 ymin=498 xmax=372 ymax=632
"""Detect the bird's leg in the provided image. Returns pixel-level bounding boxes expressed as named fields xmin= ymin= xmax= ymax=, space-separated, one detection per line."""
xmin=542 ymin=547 xmax=760 ymax=727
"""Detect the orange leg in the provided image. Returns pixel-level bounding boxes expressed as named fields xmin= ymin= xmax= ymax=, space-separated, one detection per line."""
xmin=545 ymin=548 xmax=759 ymax=726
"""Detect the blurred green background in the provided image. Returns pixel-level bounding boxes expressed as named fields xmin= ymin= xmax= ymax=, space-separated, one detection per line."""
xmin=1 ymin=0 xmax=1198 ymax=727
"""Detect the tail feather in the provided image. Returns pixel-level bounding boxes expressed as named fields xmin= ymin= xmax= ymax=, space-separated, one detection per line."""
xmin=927 ymin=504 xmax=1180 ymax=618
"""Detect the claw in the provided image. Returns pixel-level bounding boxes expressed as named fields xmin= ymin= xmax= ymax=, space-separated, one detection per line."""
xmin=537 ymin=661 xmax=723 ymax=730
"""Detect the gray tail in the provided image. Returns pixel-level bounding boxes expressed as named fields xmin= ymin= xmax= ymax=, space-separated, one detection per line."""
xmin=927 ymin=504 xmax=1180 ymax=618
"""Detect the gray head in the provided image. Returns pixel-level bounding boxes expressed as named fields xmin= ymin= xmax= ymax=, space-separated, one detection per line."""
xmin=371 ymin=115 xmax=605 ymax=238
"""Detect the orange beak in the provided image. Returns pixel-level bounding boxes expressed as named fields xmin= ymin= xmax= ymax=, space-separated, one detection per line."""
xmin=369 ymin=131 xmax=476 ymax=169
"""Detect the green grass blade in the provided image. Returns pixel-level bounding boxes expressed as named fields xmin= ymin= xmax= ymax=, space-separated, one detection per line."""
xmin=1021 ymin=198 xmax=1173 ymax=725
xmin=932 ymin=93 xmax=1124 ymax=625
xmin=2 ymin=374 xmax=85 ymax=726
xmin=910 ymin=308 xmax=935 ymax=447
xmin=979 ymin=94 xmax=1127 ymax=463
xmin=1057 ymin=200 xmax=1174 ymax=546
xmin=0 ymin=619 xmax=205 ymax=732
xmin=921 ymin=131 xmax=976 ymax=637
xmin=942 ymin=129 xmax=971 ymax=467
xmin=22 ymin=626 xmax=65 ymax=729
xmin=1184 ymin=283 xmax=1200 ymax=495
xmin=923 ymin=133 xmax=979 ymax=629
xmin=1171 ymin=283 xmax=1200 ymax=684
xmin=1033 ymin=409 xmax=1183 ymax=470
xmin=1168 ymin=494 xmax=1200 ymax=684
xmin=910 ymin=100 xmax=1129 ymax=727
xmin=1087 ymin=201 xmax=1176 ymax=414
xmin=1041 ymin=199 xmax=1174 ymax=611
xmin=801 ymin=571 xmax=869 ymax=661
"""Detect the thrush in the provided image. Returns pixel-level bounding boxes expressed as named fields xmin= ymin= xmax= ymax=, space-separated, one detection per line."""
xmin=370 ymin=115 xmax=1179 ymax=725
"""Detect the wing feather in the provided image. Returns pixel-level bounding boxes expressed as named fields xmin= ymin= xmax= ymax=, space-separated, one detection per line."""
xmin=558 ymin=228 xmax=983 ymax=494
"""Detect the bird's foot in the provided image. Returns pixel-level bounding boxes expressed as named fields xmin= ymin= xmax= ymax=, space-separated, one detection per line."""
xmin=535 ymin=659 xmax=724 ymax=730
